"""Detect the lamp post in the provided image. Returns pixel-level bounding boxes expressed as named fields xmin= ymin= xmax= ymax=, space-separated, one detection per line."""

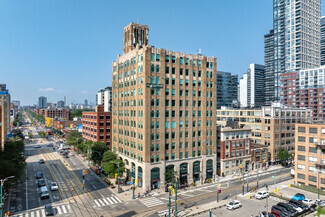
xmin=257 ymin=162 xmax=259 ymax=189
xmin=168 ymin=187 xmax=171 ymax=217
xmin=1 ymin=176 xmax=15 ymax=217
xmin=175 ymin=174 xmax=178 ymax=216
xmin=117 ymin=162 xmax=120 ymax=194
xmin=132 ymin=167 xmax=135 ymax=200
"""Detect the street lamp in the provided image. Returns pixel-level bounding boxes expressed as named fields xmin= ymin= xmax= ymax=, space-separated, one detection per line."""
xmin=117 ymin=162 xmax=120 ymax=194
xmin=1 ymin=176 xmax=15 ymax=217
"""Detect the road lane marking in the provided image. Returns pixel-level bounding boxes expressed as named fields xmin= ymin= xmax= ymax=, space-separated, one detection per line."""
xmin=114 ymin=196 xmax=122 ymax=202
xmin=94 ymin=200 xmax=101 ymax=207
xmin=36 ymin=210 xmax=40 ymax=217
xmin=41 ymin=209 xmax=45 ymax=216
xmin=102 ymin=198 xmax=110 ymax=205
xmin=57 ymin=206 xmax=62 ymax=215
xmin=62 ymin=205 xmax=67 ymax=213
xmin=110 ymin=197 xmax=118 ymax=204
xmin=98 ymin=199 xmax=105 ymax=206
xmin=106 ymin=197 xmax=113 ymax=204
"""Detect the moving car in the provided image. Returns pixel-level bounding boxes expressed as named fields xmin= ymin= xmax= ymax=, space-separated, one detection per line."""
xmin=302 ymin=198 xmax=316 ymax=205
xmin=36 ymin=172 xmax=43 ymax=179
xmin=39 ymin=159 xmax=45 ymax=164
xmin=292 ymin=193 xmax=305 ymax=201
xmin=46 ymin=143 xmax=53 ymax=147
xmin=50 ymin=182 xmax=58 ymax=191
xmin=40 ymin=186 xmax=49 ymax=199
xmin=255 ymin=191 xmax=269 ymax=199
xmin=226 ymin=200 xmax=242 ymax=210
xmin=38 ymin=179 xmax=46 ymax=187
xmin=45 ymin=204 xmax=54 ymax=216
xmin=34 ymin=145 xmax=41 ymax=148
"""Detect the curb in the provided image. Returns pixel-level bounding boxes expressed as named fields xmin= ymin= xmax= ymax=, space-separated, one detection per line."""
xmin=179 ymin=204 xmax=227 ymax=217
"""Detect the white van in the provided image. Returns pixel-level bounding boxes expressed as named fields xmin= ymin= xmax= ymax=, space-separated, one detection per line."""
xmin=40 ymin=186 xmax=49 ymax=199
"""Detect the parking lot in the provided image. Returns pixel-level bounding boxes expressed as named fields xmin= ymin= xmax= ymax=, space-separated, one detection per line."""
xmin=196 ymin=181 xmax=322 ymax=217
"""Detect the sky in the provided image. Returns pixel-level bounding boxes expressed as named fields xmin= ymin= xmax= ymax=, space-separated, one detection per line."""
xmin=1 ymin=0 xmax=325 ymax=106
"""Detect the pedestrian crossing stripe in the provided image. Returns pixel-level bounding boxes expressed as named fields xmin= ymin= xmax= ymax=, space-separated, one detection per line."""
xmin=157 ymin=210 xmax=168 ymax=217
xmin=93 ymin=195 xmax=122 ymax=207
xmin=140 ymin=197 xmax=164 ymax=208
xmin=12 ymin=204 xmax=70 ymax=217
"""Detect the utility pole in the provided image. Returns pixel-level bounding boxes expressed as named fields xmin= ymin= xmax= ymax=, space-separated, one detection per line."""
xmin=266 ymin=197 xmax=269 ymax=217
xmin=257 ymin=163 xmax=259 ymax=189
xmin=247 ymin=169 xmax=249 ymax=193
xmin=117 ymin=162 xmax=120 ymax=194
xmin=241 ymin=164 xmax=244 ymax=195
xmin=217 ymin=176 xmax=219 ymax=202
xmin=1 ymin=176 xmax=15 ymax=217
xmin=132 ymin=167 xmax=135 ymax=200
xmin=318 ymin=170 xmax=320 ymax=200
xmin=175 ymin=178 xmax=177 ymax=216
xmin=168 ymin=187 xmax=171 ymax=217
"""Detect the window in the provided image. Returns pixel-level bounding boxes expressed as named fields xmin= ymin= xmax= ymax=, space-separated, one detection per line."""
xmin=298 ymin=127 xmax=306 ymax=133
xmin=309 ymin=175 xmax=317 ymax=183
xmin=297 ymin=155 xmax=305 ymax=161
xmin=297 ymin=173 xmax=305 ymax=180
xmin=185 ymin=58 xmax=189 ymax=65
xmin=309 ymin=147 xmax=317 ymax=153
xmin=298 ymin=146 xmax=305 ymax=151
xmin=166 ymin=55 xmax=169 ymax=62
xmin=172 ymin=56 xmax=176 ymax=63
xmin=310 ymin=128 xmax=318 ymax=134
xmin=165 ymin=121 xmax=169 ymax=128
xmin=298 ymin=136 xmax=305 ymax=142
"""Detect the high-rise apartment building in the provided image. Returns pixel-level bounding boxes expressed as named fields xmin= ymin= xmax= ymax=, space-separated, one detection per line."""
xmin=38 ymin=96 xmax=47 ymax=108
xmin=265 ymin=0 xmax=321 ymax=105
xmin=112 ymin=23 xmax=217 ymax=190
xmin=239 ymin=64 xmax=265 ymax=108
xmin=12 ymin=100 xmax=20 ymax=109
xmin=321 ymin=16 xmax=325 ymax=66
xmin=0 ymin=84 xmax=11 ymax=150
xmin=217 ymin=103 xmax=312 ymax=163
xmin=96 ymin=87 xmax=112 ymax=112
xmin=264 ymin=30 xmax=275 ymax=105
xmin=217 ymin=71 xmax=238 ymax=109
xmin=57 ymin=100 xmax=65 ymax=108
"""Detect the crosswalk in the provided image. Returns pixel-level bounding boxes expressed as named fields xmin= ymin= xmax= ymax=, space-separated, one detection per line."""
xmin=93 ymin=195 xmax=122 ymax=207
xmin=13 ymin=204 xmax=70 ymax=217
xmin=157 ymin=209 xmax=169 ymax=217
xmin=139 ymin=197 xmax=164 ymax=208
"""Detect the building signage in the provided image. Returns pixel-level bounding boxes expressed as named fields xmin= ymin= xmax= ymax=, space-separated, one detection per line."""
xmin=146 ymin=83 xmax=163 ymax=88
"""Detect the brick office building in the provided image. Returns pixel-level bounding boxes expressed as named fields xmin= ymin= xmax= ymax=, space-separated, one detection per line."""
xmin=36 ymin=108 xmax=70 ymax=120
xmin=295 ymin=122 xmax=325 ymax=188
xmin=112 ymin=23 xmax=217 ymax=190
xmin=217 ymin=125 xmax=251 ymax=176
xmin=82 ymin=105 xmax=112 ymax=147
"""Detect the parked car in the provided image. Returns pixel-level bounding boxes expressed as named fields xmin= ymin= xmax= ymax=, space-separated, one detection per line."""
xmin=276 ymin=202 xmax=298 ymax=216
xmin=34 ymin=145 xmax=41 ymax=148
xmin=270 ymin=211 xmax=286 ymax=217
xmin=39 ymin=159 xmax=45 ymax=164
xmin=260 ymin=211 xmax=276 ymax=217
xmin=226 ymin=200 xmax=242 ymax=210
xmin=36 ymin=172 xmax=43 ymax=179
xmin=50 ymin=182 xmax=58 ymax=191
xmin=302 ymin=199 xmax=316 ymax=205
xmin=38 ymin=179 xmax=46 ymax=187
xmin=271 ymin=205 xmax=292 ymax=217
xmin=45 ymin=204 xmax=54 ymax=216
xmin=289 ymin=199 xmax=309 ymax=211
xmin=255 ymin=191 xmax=269 ymax=199
xmin=287 ymin=202 xmax=303 ymax=213
xmin=292 ymin=193 xmax=305 ymax=201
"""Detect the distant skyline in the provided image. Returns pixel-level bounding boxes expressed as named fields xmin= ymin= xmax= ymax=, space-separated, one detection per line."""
xmin=1 ymin=0 xmax=325 ymax=105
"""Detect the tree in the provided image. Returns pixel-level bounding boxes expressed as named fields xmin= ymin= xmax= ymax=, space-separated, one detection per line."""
xmin=28 ymin=132 xmax=33 ymax=139
xmin=91 ymin=142 xmax=109 ymax=165
xmin=70 ymin=109 xmax=94 ymax=120
xmin=277 ymin=147 xmax=290 ymax=164
xmin=165 ymin=168 xmax=177 ymax=185
xmin=39 ymin=131 xmax=46 ymax=138
xmin=66 ymin=131 xmax=82 ymax=147
xmin=101 ymin=150 xmax=125 ymax=177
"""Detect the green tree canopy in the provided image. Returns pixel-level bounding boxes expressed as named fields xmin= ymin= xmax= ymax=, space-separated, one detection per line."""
xmin=101 ymin=150 xmax=125 ymax=177
xmin=39 ymin=131 xmax=46 ymax=138
xmin=277 ymin=147 xmax=290 ymax=162
xmin=66 ymin=130 xmax=82 ymax=147
xmin=91 ymin=141 xmax=109 ymax=165
xmin=165 ymin=167 xmax=178 ymax=185
xmin=70 ymin=109 xmax=94 ymax=120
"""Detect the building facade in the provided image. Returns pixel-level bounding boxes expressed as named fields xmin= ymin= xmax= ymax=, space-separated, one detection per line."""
xmin=295 ymin=122 xmax=325 ymax=189
xmin=217 ymin=71 xmax=238 ymax=108
xmin=38 ymin=96 xmax=47 ymax=108
xmin=264 ymin=30 xmax=275 ymax=105
xmin=82 ymin=105 xmax=112 ymax=147
xmin=112 ymin=23 xmax=217 ymax=190
xmin=36 ymin=108 xmax=70 ymax=120
xmin=239 ymin=64 xmax=265 ymax=108
xmin=280 ymin=72 xmax=297 ymax=108
xmin=217 ymin=103 xmax=312 ymax=163
xmin=265 ymin=0 xmax=321 ymax=105
xmin=0 ymin=84 xmax=10 ymax=150
xmin=217 ymin=125 xmax=251 ymax=177
xmin=96 ymin=87 xmax=112 ymax=112
xmin=321 ymin=16 xmax=325 ymax=66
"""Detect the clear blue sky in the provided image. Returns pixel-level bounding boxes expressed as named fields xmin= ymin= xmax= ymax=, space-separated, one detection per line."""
xmin=1 ymin=0 xmax=324 ymax=105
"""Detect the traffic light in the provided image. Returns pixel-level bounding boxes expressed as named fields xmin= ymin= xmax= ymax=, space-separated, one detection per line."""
xmin=136 ymin=178 xmax=138 ymax=184
xmin=84 ymin=169 xmax=88 ymax=175
xmin=115 ymin=173 xmax=118 ymax=179
xmin=173 ymin=188 xmax=175 ymax=195
xmin=131 ymin=177 xmax=133 ymax=182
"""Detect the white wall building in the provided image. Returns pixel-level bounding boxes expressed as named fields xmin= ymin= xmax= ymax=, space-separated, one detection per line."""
xmin=96 ymin=87 xmax=112 ymax=112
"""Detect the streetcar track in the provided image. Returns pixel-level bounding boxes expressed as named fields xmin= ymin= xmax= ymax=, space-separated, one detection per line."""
xmin=40 ymin=149 xmax=101 ymax=217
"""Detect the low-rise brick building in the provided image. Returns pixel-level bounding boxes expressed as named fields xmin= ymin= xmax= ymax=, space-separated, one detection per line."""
xmin=82 ymin=105 xmax=111 ymax=148
xmin=217 ymin=124 xmax=252 ymax=177
xmin=36 ymin=108 xmax=70 ymax=120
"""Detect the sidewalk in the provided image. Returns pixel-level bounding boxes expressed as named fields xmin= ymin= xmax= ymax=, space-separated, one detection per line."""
xmin=70 ymin=150 xmax=286 ymax=202
xmin=176 ymin=200 xmax=228 ymax=217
